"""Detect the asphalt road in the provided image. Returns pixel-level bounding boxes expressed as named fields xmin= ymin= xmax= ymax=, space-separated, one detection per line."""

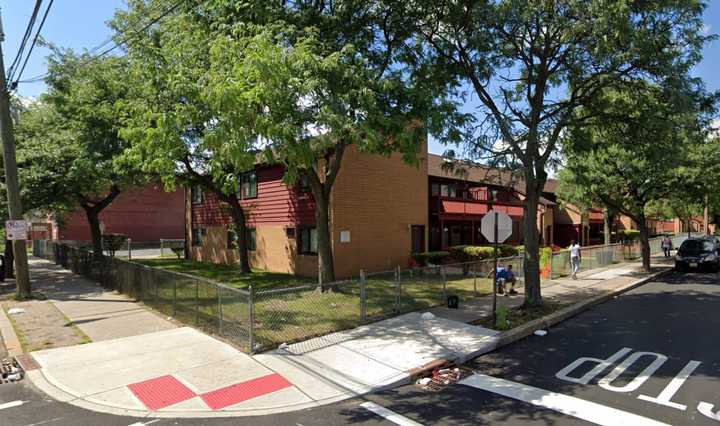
xmin=362 ymin=269 xmax=720 ymax=425
xmin=1 ymin=269 xmax=718 ymax=425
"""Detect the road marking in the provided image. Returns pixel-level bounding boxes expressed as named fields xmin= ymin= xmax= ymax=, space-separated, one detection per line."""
xmin=0 ymin=400 xmax=24 ymax=410
xmin=460 ymin=374 xmax=670 ymax=426
xmin=360 ymin=401 xmax=423 ymax=426
xmin=556 ymin=347 xmax=633 ymax=384
xmin=598 ymin=351 xmax=667 ymax=393
xmin=639 ymin=360 xmax=701 ymax=410
xmin=127 ymin=420 xmax=160 ymax=426
xmin=698 ymin=402 xmax=720 ymax=422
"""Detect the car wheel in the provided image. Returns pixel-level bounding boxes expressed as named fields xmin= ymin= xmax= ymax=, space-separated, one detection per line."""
xmin=675 ymin=263 xmax=686 ymax=272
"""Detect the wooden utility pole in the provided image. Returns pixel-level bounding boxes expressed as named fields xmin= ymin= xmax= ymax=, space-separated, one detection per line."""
xmin=704 ymin=194 xmax=709 ymax=235
xmin=0 ymin=12 xmax=32 ymax=298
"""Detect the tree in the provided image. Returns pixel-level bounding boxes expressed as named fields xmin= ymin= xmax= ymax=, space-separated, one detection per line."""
xmin=407 ymin=0 xmax=710 ymax=305
xmin=16 ymin=52 xmax=139 ymax=259
xmin=201 ymin=4 xmax=440 ymax=284
xmin=113 ymin=0 xmax=259 ymax=273
xmin=559 ymin=82 xmax=714 ymax=272
xmin=556 ymin=174 xmax=617 ymax=245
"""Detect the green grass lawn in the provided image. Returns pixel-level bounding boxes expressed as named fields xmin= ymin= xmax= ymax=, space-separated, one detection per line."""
xmin=135 ymin=258 xmax=315 ymax=291
xmin=132 ymin=258 xmax=494 ymax=351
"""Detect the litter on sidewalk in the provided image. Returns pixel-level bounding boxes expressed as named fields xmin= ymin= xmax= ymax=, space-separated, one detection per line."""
xmin=415 ymin=364 xmax=475 ymax=391
xmin=7 ymin=308 xmax=25 ymax=315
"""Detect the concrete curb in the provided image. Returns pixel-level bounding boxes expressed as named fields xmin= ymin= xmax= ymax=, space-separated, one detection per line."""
xmin=407 ymin=266 xmax=672 ymax=379
xmin=496 ymin=266 xmax=673 ymax=348
xmin=0 ymin=304 xmax=23 ymax=357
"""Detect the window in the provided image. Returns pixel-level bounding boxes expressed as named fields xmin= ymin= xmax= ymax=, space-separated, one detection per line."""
xmin=299 ymin=227 xmax=318 ymax=254
xmin=228 ymin=227 xmax=255 ymax=250
xmin=192 ymin=228 xmax=205 ymax=246
xmin=297 ymin=175 xmax=311 ymax=193
xmin=246 ymin=228 xmax=256 ymax=251
xmin=440 ymin=183 xmax=457 ymax=198
xmin=191 ymin=185 xmax=203 ymax=204
xmin=241 ymin=171 xmax=257 ymax=199
xmin=431 ymin=183 xmax=440 ymax=196
xmin=227 ymin=229 xmax=237 ymax=249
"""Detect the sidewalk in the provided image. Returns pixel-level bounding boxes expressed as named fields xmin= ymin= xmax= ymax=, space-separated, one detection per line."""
xmin=20 ymin=255 xmax=670 ymax=418
xmin=430 ymin=256 xmax=673 ymax=323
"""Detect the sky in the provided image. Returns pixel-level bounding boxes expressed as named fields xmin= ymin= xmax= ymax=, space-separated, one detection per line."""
xmin=2 ymin=0 xmax=720 ymax=156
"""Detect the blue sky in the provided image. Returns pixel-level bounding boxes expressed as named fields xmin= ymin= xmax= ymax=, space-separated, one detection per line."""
xmin=2 ymin=0 xmax=720 ymax=155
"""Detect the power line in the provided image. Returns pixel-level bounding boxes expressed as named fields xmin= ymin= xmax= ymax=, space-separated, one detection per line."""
xmin=11 ymin=0 xmax=54 ymax=89
xmin=5 ymin=0 xmax=43 ymax=83
xmin=17 ymin=0 xmax=189 ymax=86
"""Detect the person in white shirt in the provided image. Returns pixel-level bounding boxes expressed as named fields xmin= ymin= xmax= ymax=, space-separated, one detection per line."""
xmin=569 ymin=240 xmax=581 ymax=279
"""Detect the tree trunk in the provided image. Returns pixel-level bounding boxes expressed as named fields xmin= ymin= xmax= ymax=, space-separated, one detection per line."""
xmin=637 ymin=214 xmax=651 ymax=272
xmin=603 ymin=209 xmax=612 ymax=245
xmin=4 ymin=238 xmax=14 ymax=279
xmin=79 ymin=186 xmax=121 ymax=260
xmin=86 ymin=208 xmax=104 ymax=259
xmin=314 ymin=189 xmax=335 ymax=287
xmin=225 ymin=194 xmax=251 ymax=274
xmin=522 ymin=182 xmax=542 ymax=307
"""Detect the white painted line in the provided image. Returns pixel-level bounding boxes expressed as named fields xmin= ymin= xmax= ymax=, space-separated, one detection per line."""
xmin=460 ymin=374 xmax=670 ymax=426
xmin=127 ymin=420 xmax=160 ymax=426
xmin=360 ymin=401 xmax=424 ymax=426
xmin=0 ymin=400 xmax=25 ymax=410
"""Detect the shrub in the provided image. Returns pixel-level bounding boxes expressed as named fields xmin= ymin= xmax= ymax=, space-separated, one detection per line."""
xmin=497 ymin=244 xmax=520 ymax=258
xmin=102 ymin=233 xmax=128 ymax=258
xmin=449 ymin=245 xmax=494 ymax=261
xmin=412 ymin=251 xmax=450 ymax=266
xmin=618 ymin=229 xmax=640 ymax=242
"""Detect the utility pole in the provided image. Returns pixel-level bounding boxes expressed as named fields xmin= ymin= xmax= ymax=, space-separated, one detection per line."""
xmin=0 ymin=10 xmax=32 ymax=298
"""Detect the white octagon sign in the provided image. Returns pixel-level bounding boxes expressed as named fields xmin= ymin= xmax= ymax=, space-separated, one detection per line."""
xmin=481 ymin=210 xmax=513 ymax=243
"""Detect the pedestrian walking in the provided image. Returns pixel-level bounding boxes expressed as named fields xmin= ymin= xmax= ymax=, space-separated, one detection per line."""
xmin=661 ymin=235 xmax=673 ymax=258
xmin=569 ymin=240 xmax=581 ymax=279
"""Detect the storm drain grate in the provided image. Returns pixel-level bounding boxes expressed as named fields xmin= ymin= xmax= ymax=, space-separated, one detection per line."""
xmin=1 ymin=358 xmax=23 ymax=384
xmin=416 ymin=365 xmax=475 ymax=392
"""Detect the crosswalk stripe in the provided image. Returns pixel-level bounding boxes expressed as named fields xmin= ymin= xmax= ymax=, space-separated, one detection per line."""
xmin=360 ymin=401 xmax=424 ymax=426
xmin=0 ymin=400 xmax=24 ymax=410
xmin=460 ymin=374 xmax=670 ymax=426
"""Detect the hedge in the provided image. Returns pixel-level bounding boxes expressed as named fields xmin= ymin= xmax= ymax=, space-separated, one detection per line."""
xmin=618 ymin=229 xmax=640 ymax=241
xmin=412 ymin=251 xmax=450 ymax=266
xmin=449 ymin=244 xmax=519 ymax=261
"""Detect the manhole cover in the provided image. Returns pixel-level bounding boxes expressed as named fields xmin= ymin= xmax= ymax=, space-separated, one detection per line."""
xmin=1 ymin=358 xmax=23 ymax=384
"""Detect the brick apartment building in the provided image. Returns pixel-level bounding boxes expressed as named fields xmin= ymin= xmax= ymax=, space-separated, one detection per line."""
xmin=187 ymin=144 xmax=705 ymax=278
xmin=56 ymin=184 xmax=186 ymax=242
xmin=188 ymin=144 xmax=428 ymax=278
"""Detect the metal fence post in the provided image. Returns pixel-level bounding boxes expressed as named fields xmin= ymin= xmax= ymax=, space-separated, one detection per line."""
xmin=173 ymin=277 xmax=177 ymax=317
xmin=218 ymin=286 xmax=224 ymax=335
xmin=472 ymin=262 xmax=478 ymax=296
xmin=195 ymin=280 xmax=200 ymax=325
xmin=359 ymin=270 xmax=367 ymax=322
xmin=441 ymin=266 xmax=447 ymax=304
xmin=248 ymin=285 xmax=255 ymax=354
xmin=160 ymin=239 xmax=164 ymax=257
xmin=128 ymin=238 xmax=132 ymax=260
xmin=394 ymin=266 xmax=401 ymax=313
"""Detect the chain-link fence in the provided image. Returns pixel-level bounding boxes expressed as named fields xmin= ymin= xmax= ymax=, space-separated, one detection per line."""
xmin=30 ymin=234 xmax=698 ymax=354
xmin=32 ymin=240 xmax=251 ymax=352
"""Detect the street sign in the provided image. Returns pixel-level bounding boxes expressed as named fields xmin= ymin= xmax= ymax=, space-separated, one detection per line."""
xmin=6 ymin=219 xmax=27 ymax=240
xmin=481 ymin=210 xmax=512 ymax=243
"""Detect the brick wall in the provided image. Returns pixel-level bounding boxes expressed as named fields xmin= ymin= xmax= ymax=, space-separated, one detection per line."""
xmin=59 ymin=183 xmax=185 ymax=242
xmin=330 ymin=143 xmax=429 ymax=277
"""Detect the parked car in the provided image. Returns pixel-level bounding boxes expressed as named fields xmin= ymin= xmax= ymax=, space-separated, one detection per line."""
xmin=675 ymin=237 xmax=720 ymax=272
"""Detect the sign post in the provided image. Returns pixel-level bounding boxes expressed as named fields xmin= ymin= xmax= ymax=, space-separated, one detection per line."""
xmin=481 ymin=210 xmax=513 ymax=326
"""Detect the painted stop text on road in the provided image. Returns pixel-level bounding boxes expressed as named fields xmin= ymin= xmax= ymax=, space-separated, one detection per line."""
xmin=556 ymin=347 xmax=719 ymax=422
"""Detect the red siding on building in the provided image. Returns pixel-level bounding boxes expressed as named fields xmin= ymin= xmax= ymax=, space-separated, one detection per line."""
xmin=192 ymin=165 xmax=315 ymax=228
xmin=59 ymin=184 xmax=185 ymax=242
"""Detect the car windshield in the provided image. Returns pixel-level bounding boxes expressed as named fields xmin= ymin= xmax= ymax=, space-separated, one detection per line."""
xmin=680 ymin=240 xmax=714 ymax=252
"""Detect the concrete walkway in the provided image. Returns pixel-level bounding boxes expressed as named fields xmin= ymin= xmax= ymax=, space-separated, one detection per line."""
xmin=27 ymin=258 xmax=176 ymax=341
xmin=22 ymin=256 xmax=670 ymax=418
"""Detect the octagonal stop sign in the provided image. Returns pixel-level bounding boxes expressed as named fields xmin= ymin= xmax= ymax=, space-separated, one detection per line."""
xmin=481 ymin=210 xmax=513 ymax=243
